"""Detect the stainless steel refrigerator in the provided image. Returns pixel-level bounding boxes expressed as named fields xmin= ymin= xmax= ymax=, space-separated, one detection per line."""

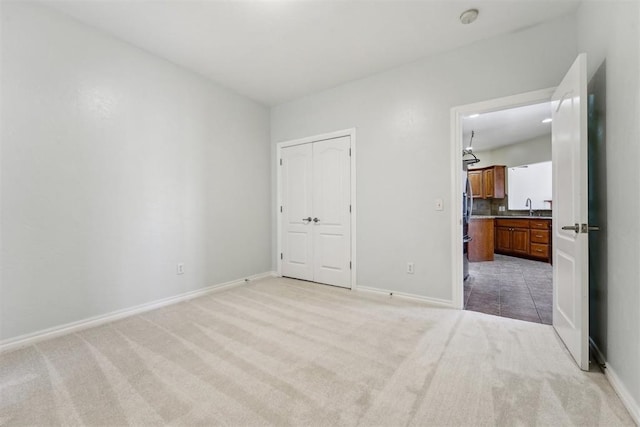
xmin=463 ymin=156 xmax=478 ymax=280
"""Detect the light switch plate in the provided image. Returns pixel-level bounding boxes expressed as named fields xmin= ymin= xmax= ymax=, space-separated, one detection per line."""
xmin=435 ymin=198 xmax=444 ymax=211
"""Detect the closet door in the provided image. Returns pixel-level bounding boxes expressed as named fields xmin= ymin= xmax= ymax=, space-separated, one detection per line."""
xmin=312 ymin=137 xmax=351 ymax=288
xmin=281 ymin=143 xmax=314 ymax=281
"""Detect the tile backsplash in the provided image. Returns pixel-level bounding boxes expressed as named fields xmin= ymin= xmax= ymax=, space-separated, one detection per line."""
xmin=472 ymin=195 xmax=552 ymax=217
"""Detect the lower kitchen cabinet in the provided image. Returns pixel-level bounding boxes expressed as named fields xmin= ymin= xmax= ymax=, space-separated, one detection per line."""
xmin=511 ymin=228 xmax=530 ymax=255
xmin=529 ymin=220 xmax=551 ymax=261
xmin=469 ymin=218 xmax=494 ymax=262
xmin=494 ymin=218 xmax=551 ymax=263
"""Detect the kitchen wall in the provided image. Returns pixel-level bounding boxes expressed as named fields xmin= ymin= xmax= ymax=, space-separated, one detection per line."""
xmin=0 ymin=3 xmax=272 ymax=341
xmin=271 ymin=14 xmax=577 ymax=302
xmin=577 ymin=1 xmax=640 ymax=420
xmin=471 ymin=134 xmax=551 ymax=169
xmin=471 ymin=135 xmax=552 ymax=216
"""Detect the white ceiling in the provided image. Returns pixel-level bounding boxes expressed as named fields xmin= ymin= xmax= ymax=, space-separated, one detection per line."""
xmin=462 ymin=101 xmax=552 ymax=151
xmin=44 ymin=0 xmax=580 ymax=106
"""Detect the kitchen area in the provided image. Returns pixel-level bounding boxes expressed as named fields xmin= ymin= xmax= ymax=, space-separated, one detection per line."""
xmin=462 ymin=102 xmax=554 ymax=324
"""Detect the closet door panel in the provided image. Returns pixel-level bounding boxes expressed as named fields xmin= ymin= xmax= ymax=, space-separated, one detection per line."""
xmin=281 ymin=144 xmax=314 ymax=281
xmin=312 ymin=137 xmax=351 ymax=288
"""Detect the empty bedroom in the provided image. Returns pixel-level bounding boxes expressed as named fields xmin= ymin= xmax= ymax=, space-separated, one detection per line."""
xmin=1 ymin=0 xmax=639 ymax=425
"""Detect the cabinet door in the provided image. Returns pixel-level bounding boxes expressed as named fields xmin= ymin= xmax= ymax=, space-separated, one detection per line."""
xmin=492 ymin=166 xmax=506 ymax=198
xmin=468 ymin=170 xmax=484 ymax=199
xmin=495 ymin=227 xmax=511 ymax=252
xmin=512 ymin=228 xmax=530 ymax=255
xmin=483 ymin=169 xmax=494 ymax=198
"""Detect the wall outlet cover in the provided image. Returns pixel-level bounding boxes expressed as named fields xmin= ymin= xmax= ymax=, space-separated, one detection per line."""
xmin=407 ymin=262 xmax=415 ymax=274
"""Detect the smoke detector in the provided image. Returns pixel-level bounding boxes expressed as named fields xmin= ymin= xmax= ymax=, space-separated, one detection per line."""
xmin=460 ymin=9 xmax=479 ymax=25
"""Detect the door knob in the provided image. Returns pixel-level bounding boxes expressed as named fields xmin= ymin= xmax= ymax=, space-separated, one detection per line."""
xmin=313 ymin=217 xmax=320 ymax=223
xmin=561 ymin=224 xmax=580 ymax=233
xmin=302 ymin=217 xmax=312 ymax=222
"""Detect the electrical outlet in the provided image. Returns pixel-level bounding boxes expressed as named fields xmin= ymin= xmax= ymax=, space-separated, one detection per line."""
xmin=177 ymin=263 xmax=185 ymax=275
xmin=407 ymin=262 xmax=414 ymax=274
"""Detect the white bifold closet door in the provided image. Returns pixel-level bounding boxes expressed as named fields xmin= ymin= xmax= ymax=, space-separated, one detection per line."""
xmin=281 ymin=136 xmax=351 ymax=288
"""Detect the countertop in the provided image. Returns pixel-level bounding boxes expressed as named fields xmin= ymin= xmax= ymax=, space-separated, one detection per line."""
xmin=471 ymin=215 xmax=552 ymax=220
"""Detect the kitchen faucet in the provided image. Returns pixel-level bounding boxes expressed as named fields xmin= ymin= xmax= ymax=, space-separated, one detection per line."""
xmin=525 ymin=198 xmax=533 ymax=216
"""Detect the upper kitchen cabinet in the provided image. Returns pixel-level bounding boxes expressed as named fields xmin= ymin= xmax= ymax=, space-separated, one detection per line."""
xmin=468 ymin=169 xmax=483 ymax=199
xmin=468 ymin=165 xmax=505 ymax=199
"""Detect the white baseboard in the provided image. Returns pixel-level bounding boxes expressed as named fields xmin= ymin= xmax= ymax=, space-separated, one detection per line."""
xmin=605 ymin=363 xmax=640 ymax=425
xmin=356 ymin=286 xmax=454 ymax=308
xmin=0 ymin=271 xmax=276 ymax=354
xmin=590 ymin=338 xmax=640 ymax=425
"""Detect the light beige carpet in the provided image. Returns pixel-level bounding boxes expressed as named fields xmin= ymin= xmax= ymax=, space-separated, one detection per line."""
xmin=0 ymin=277 xmax=634 ymax=426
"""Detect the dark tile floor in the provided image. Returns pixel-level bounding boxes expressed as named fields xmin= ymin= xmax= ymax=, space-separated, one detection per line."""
xmin=464 ymin=254 xmax=552 ymax=324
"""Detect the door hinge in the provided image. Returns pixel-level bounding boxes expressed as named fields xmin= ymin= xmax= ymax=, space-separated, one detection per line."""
xmin=280 ymin=206 xmax=283 ymax=213
xmin=349 ymin=204 xmax=352 ymax=213
xmin=280 ymin=253 xmax=283 ymax=260
xmin=280 ymin=158 xmax=282 ymax=166
xmin=349 ymin=148 xmax=351 ymax=156
xmin=349 ymin=261 xmax=352 ymax=270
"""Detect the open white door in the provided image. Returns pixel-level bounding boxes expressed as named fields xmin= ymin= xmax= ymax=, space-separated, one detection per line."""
xmin=552 ymin=53 xmax=590 ymax=370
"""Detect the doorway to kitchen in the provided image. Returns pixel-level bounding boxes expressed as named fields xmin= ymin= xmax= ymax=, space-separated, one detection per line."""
xmin=453 ymin=56 xmax=593 ymax=370
xmin=459 ymin=97 xmax=554 ymax=324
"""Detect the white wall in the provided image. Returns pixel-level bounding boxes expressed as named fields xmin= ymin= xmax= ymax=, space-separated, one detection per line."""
xmin=472 ymin=134 xmax=551 ymax=169
xmin=271 ymin=15 xmax=577 ymax=301
xmin=577 ymin=1 xmax=640 ymax=419
xmin=0 ymin=3 xmax=271 ymax=341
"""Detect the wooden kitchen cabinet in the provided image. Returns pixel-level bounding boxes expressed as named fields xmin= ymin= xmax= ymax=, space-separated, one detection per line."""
xmin=468 ymin=218 xmax=494 ymax=262
xmin=495 ymin=218 xmax=529 ymax=254
xmin=511 ymin=228 xmax=530 ymax=255
xmin=467 ymin=166 xmax=505 ymax=199
xmin=529 ymin=220 xmax=551 ymax=260
xmin=468 ymin=170 xmax=483 ymax=199
xmin=494 ymin=218 xmax=551 ymax=263
xmin=495 ymin=226 xmax=512 ymax=252
xmin=483 ymin=168 xmax=495 ymax=197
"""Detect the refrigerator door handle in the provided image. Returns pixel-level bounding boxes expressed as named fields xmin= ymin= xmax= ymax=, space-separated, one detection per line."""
xmin=466 ymin=178 xmax=474 ymax=220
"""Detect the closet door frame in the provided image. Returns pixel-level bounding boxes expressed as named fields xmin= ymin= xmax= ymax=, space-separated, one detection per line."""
xmin=276 ymin=128 xmax=357 ymax=289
